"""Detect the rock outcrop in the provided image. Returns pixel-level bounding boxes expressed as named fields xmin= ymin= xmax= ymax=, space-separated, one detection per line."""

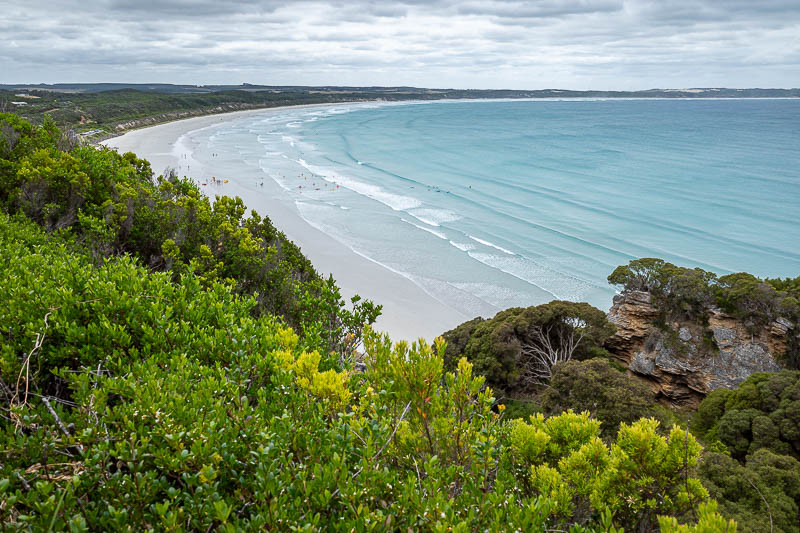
xmin=605 ymin=291 xmax=790 ymax=408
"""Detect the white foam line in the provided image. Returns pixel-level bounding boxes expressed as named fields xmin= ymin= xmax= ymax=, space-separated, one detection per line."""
xmin=468 ymin=235 xmax=515 ymax=255
xmin=449 ymin=241 xmax=475 ymax=252
xmin=467 ymin=252 xmax=560 ymax=300
xmin=295 ymin=158 xmax=422 ymax=212
xmin=401 ymin=218 xmax=448 ymax=240
xmin=406 ymin=208 xmax=462 ymax=227
xmin=294 ymin=201 xmax=456 ymax=308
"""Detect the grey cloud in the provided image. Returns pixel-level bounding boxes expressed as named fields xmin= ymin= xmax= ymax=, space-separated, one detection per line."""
xmin=456 ymin=0 xmax=623 ymax=19
xmin=1 ymin=0 xmax=798 ymax=89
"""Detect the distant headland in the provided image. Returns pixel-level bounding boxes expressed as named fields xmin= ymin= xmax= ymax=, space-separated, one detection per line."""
xmin=2 ymin=82 xmax=798 ymax=98
xmin=4 ymin=83 xmax=797 ymax=142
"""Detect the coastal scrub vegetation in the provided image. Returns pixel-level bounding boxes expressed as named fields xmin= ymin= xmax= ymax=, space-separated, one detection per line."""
xmin=538 ymin=358 xmax=678 ymax=439
xmin=0 ymin=115 xmax=740 ymax=529
xmin=0 ymin=213 xmax=727 ymax=530
xmin=440 ymin=269 xmax=799 ymax=532
xmin=692 ymin=370 xmax=800 ymax=462
xmin=690 ymin=371 xmax=800 ymax=532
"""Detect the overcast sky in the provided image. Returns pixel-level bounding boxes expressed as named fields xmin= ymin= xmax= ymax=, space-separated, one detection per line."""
xmin=2 ymin=0 xmax=799 ymax=89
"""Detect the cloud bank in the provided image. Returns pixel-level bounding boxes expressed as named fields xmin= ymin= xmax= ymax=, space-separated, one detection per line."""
xmin=2 ymin=0 xmax=799 ymax=88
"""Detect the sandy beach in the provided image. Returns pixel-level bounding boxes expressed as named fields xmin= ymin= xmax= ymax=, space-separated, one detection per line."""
xmin=102 ymin=105 xmax=470 ymax=342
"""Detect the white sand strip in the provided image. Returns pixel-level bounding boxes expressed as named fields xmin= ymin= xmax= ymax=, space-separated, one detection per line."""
xmin=102 ymin=105 xmax=469 ymax=343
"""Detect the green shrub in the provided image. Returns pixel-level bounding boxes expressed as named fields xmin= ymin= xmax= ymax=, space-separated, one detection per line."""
xmin=692 ymin=371 xmax=800 ymax=461
xmin=607 ymin=258 xmax=716 ymax=321
xmin=509 ymin=411 xmax=708 ymax=532
xmin=659 ymin=501 xmax=737 ymax=533
xmin=699 ymin=449 xmax=800 ymax=533
xmin=538 ymin=358 xmax=674 ymax=439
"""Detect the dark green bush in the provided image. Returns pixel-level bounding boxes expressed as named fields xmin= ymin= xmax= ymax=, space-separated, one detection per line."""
xmin=607 ymin=258 xmax=716 ymax=321
xmin=693 ymin=371 xmax=800 ymax=461
xmin=538 ymin=358 xmax=674 ymax=439
xmin=700 ymin=449 xmax=800 ymax=533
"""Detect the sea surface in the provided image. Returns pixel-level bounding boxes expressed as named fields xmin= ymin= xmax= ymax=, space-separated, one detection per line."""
xmin=180 ymin=99 xmax=800 ymax=318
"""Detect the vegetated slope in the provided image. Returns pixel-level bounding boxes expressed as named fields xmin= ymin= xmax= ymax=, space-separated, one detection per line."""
xmin=1 ymin=89 xmax=379 ymax=136
xmin=0 ymin=112 xmax=379 ymax=356
xmin=0 ymin=116 xmax=734 ymax=530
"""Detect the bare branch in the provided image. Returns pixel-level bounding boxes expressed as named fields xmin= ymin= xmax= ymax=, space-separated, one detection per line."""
xmin=42 ymin=396 xmax=70 ymax=436
xmin=518 ymin=323 xmax=586 ymax=387
xmin=13 ymin=310 xmax=53 ymax=407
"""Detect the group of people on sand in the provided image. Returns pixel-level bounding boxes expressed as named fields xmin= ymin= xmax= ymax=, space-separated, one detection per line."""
xmin=200 ymin=176 xmax=229 ymax=187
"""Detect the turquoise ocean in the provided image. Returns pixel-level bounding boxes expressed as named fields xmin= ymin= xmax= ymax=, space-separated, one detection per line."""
xmin=183 ymin=99 xmax=800 ymax=318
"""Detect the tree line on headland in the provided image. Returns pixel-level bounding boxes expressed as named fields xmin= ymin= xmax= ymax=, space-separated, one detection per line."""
xmin=1 ymin=112 xmax=798 ymax=531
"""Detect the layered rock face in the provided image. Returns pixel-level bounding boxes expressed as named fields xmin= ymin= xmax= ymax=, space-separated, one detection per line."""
xmin=605 ymin=291 xmax=789 ymax=408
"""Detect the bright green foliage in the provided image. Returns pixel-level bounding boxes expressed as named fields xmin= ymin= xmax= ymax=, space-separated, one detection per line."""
xmin=539 ymin=358 xmax=675 ymax=439
xmin=509 ymin=412 xmax=709 ymax=532
xmin=693 ymin=371 xmax=800 ymax=461
xmin=658 ymin=501 xmax=737 ymax=533
xmin=699 ymin=449 xmax=800 ymax=533
xmin=0 ymin=213 xmax=280 ymax=392
xmin=0 ymin=113 xmax=380 ymax=356
xmin=441 ymin=301 xmax=615 ymax=393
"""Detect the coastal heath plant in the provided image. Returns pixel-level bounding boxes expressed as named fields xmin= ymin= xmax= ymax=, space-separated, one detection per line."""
xmin=658 ymin=501 xmax=737 ymax=533
xmin=359 ymin=327 xmax=500 ymax=472
xmin=508 ymin=411 xmax=709 ymax=532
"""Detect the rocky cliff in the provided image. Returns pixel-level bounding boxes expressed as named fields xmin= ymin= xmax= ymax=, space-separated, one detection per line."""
xmin=605 ymin=291 xmax=791 ymax=407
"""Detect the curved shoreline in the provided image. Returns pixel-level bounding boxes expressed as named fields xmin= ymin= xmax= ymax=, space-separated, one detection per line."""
xmin=102 ymin=104 xmax=470 ymax=342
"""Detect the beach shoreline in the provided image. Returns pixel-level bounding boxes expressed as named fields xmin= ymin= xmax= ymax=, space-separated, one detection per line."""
xmin=102 ymin=103 xmax=470 ymax=342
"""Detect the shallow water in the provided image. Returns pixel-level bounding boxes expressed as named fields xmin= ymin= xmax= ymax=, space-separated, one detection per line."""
xmin=180 ymin=99 xmax=800 ymax=318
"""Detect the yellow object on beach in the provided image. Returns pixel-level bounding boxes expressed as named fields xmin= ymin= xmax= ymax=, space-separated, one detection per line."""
xmin=224 ymin=179 xmax=229 ymax=183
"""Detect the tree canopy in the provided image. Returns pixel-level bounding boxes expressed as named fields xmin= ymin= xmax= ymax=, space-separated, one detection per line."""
xmin=442 ymin=301 xmax=615 ymax=393
xmin=538 ymin=358 xmax=674 ymax=439
xmin=692 ymin=370 xmax=800 ymax=461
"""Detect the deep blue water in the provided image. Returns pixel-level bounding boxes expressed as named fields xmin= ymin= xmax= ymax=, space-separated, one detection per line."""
xmin=187 ymin=99 xmax=800 ymax=317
